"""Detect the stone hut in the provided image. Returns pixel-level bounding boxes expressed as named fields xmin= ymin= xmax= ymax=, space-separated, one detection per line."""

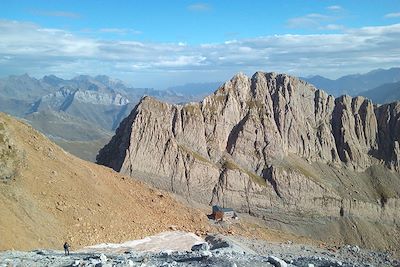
xmin=212 ymin=205 xmax=236 ymax=221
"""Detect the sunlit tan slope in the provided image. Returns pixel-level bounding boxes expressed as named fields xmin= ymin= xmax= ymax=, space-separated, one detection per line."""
xmin=0 ymin=112 xmax=210 ymax=250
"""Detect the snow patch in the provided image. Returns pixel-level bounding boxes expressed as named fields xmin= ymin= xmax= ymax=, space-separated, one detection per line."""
xmin=80 ymin=231 xmax=204 ymax=253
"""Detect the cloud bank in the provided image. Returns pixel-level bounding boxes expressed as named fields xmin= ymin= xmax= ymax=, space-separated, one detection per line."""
xmin=0 ymin=19 xmax=399 ymax=87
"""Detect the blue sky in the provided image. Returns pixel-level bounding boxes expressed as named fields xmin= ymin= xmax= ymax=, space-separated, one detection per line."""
xmin=1 ymin=1 xmax=400 ymax=88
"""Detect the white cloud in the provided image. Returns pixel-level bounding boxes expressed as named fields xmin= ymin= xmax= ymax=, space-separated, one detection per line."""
xmin=286 ymin=13 xmax=331 ymax=29
xmin=384 ymin=12 xmax=400 ymax=18
xmin=154 ymin=55 xmax=207 ymax=67
xmin=327 ymin=5 xmax=343 ymax=11
xmin=286 ymin=7 xmax=346 ymax=31
xmin=319 ymin=24 xmax=345 ymax=30
xmin=0 ymin=19 xmax=400 ymax=87
xmin=187 ymin=3 xmax=212 ymax=12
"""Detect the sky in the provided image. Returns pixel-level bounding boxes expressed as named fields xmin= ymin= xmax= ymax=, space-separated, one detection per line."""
xmin=1 ymin=0 xmax=400 ymax=89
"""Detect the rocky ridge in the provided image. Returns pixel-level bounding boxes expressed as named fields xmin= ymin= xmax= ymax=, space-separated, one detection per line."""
xmin=97 ymin=72 xmax=400 ymax=252
xmin=0 ymin=120 xmax=25 ymax=181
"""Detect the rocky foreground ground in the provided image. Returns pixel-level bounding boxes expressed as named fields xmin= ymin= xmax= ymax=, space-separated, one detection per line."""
xmin=0 ymin=231 xmax=398 ymax=267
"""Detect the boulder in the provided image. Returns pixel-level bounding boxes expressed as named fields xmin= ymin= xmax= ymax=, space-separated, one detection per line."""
xmin=191 ymin=242 xmax=210 ymax=251
xmin=268 ymin=255 xmax=288 ymax=267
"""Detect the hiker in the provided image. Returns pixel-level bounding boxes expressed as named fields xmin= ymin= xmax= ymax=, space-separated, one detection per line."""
xmin=63 ymin=242 xmax=70 ymax=255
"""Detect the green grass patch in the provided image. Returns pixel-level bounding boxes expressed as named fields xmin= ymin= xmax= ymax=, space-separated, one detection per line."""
xmin=277 ymin=155 xmax=319 ymax=180
xmin=223 ymin=160 xmax=267 ymax=187
xmin=183 ymin=104 xmax=201 ymax=116
xmin=204 ymin=95 xmax=227 ymax=114
xmin=222 ymin=160 xmax=239 ymax=170
xmin=178 ymin=144 xmax=212 ymax=165
xmin=292 ymin=162 xmax=317 ymax=179
xmin=214 ymin=95 xmax=226 ymax=102
xmin=246 ymin=100 xmax=264 ymax=110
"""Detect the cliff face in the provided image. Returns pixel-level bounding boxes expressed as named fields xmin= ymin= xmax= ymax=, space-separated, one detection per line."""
xmin=97 ymin=72 xmax=400 ymax=224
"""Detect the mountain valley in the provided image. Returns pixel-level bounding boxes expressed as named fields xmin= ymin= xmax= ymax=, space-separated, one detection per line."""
xmin=0 ymin=74 xmax=214 ymax=161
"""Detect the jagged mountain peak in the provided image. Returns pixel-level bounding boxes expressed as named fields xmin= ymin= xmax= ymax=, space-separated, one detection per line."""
xmin=201 ymin=72 xmax=318 ymax=116
xmin=97 ymin=70 xmax=400 ymax=220
xmin=95 ymin=70 xmax=400 ymax=252
xmin=6 ymin=73 xmax=38 ymax=83
xmin=94 ymin=75 xmax=127 ymax=87
xmin=231 ymin=71 xmax=249 ymax=80
xmin=0 ymin=73 xmax=52 ymax=101
xmin=66 ymin=74 xmax=131 ymax=96
xmin=9 ymin=73 xmax=32 ymax=79
xmin=72 ymin=74 xmax=94 ymax=81
xmin=41 ymin=74 xmax=65 ymax=86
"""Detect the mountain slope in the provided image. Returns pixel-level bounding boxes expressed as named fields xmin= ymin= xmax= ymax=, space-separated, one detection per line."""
xmin=361 ymin=81 xmax=400 ymax=104
xmin=303 ymin=67 xmax=400 ymax=96
xmin=29 ymin=83 xmax=131 ymax=131
xmin=23 ymin=110 xmax=113 ymax=161
xmin=0 ymin=74 xmax=52 ymax=118
xmin=0 ymin=112 xmax=210 ymax=250
xmin=97 ymin=72 xmax=400 ymax=252
xmin=24 ymin=110 xmax=111 ymax=142
xmin=0 ymin=74 xmax=52 ymax=101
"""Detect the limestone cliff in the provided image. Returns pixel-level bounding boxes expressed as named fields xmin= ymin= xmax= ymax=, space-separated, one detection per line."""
xmin=97 ymin=72 xmax=400 ymax=225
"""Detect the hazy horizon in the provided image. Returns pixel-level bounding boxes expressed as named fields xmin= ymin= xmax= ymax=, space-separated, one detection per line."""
xmin=1 ymin=66 xmax=399 ymax=91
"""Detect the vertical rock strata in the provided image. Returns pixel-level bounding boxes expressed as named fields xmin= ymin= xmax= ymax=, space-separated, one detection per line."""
xmin=97 ymin=72 xmax=400 ymax=222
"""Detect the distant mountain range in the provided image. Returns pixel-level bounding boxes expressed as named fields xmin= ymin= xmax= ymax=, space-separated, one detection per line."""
xmin=2 ymin=68 xmax=400 ymax=160
xmin=0 ymin=74 xmax=216 ymax=161
xmin=166 ymin=82 xmax=223 ymax=103
xmin=302 ymin=67 xmax=400 ymax=96
xmin=360 ymin=81 xmax=400 ymax=104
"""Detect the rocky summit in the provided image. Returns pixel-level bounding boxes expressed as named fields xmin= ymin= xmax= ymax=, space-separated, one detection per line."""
xmin=97 ymin=72 xmax=400 ymax=253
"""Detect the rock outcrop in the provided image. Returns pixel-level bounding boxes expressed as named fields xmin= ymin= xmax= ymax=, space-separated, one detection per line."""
xmin=97 ymin=72 xmax=400 ymax=224
xmin=0 ymin=120 xmax=25 ymax=181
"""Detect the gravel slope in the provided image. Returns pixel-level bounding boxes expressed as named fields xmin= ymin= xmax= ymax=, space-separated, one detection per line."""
xmin=0 ymin=232 xmax=398 ymax=266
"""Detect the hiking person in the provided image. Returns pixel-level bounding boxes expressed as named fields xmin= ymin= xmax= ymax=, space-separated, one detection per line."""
xmin=63 ymin=242 xmax=70 ymax=255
